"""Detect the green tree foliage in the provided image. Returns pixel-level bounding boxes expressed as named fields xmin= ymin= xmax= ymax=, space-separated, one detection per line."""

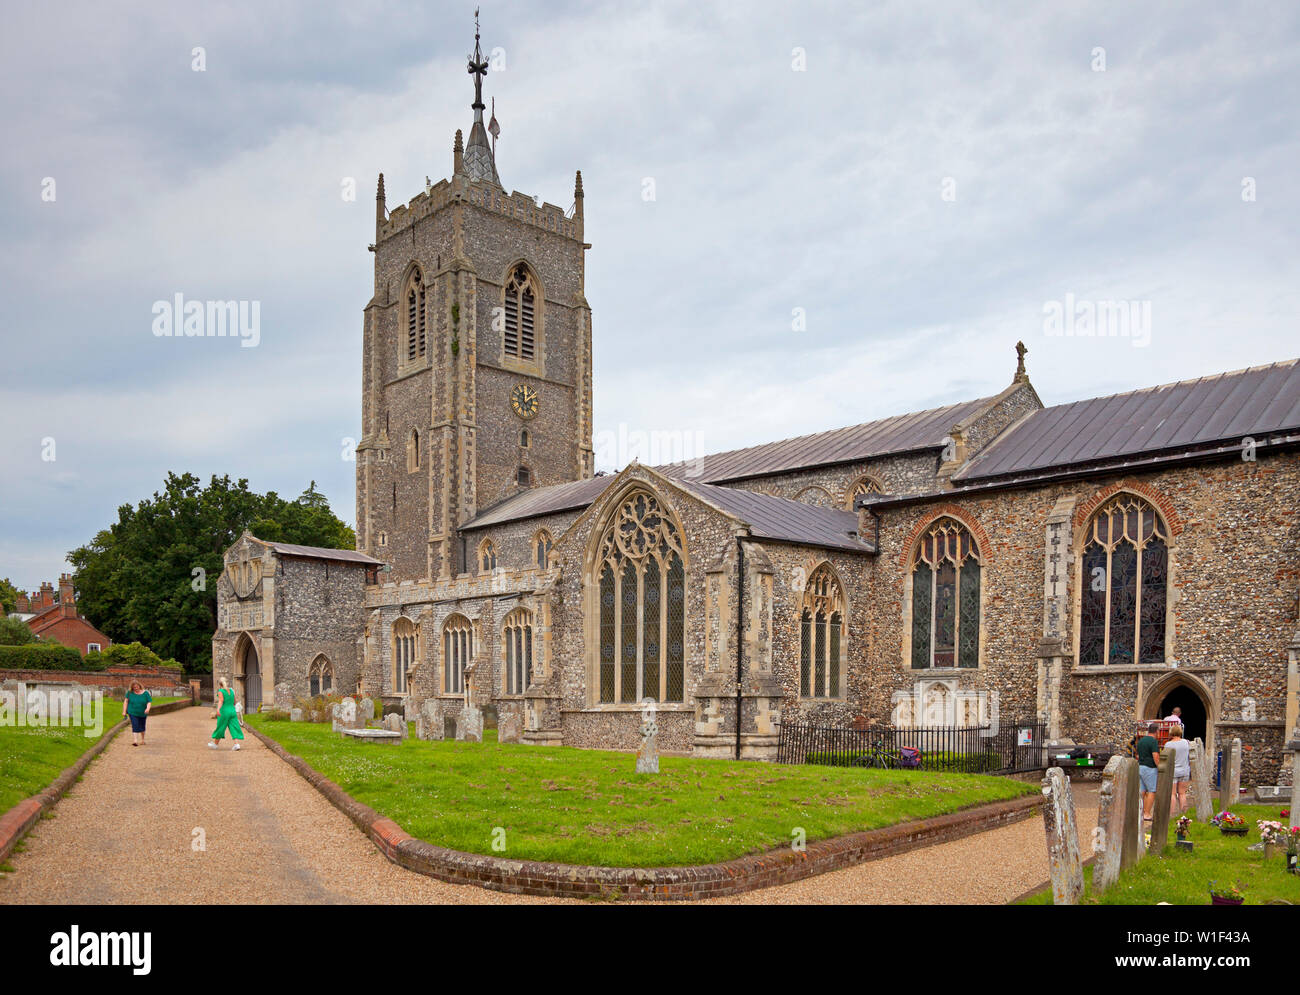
xmin=0 ymin=616 xmax=36 ymax=645
xmin=0 ymin=577 xmax=21 ymax=615
xmin=68 ymin=472 xmax=355 ymax=672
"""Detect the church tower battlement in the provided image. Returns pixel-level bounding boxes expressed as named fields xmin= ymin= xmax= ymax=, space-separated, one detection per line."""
xmin=356 ymin=13 xmax=594 ymax=585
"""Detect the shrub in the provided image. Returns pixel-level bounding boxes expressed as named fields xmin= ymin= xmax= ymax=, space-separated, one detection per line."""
xmin=0 ymin=616 xmax=35 ymax=645
xmin=293 ymin=693 xmax=344 ymax=722
xmin=262 ymin=708 xmax=291 ymax=722
xmin=100 ymin=642 xmax=185 ymax=673
xmin=0 ymin=642 xmax=86 ymax=671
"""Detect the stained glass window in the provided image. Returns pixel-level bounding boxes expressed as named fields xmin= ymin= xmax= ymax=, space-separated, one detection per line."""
xmin=443 ymin=615 xmax=472 ymax=694
xmin=503 ymin=608 xmax=533 ymax=695
xmin=799 ymin=566 xmax=845 ymax=698
xmin=593 ymin=489 xmax=687 ymax=704
xmin=392 ymin=619 xmax=416 ymax=694
xmin=911 ymin=517 xmax=981 ymax=669
xmin=1078 ymin=494 xmax=1168 ymax=667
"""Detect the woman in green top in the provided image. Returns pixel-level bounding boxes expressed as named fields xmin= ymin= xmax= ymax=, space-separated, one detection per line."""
xmin=209 ymin=676 xmax=244 ymax=750
xmin=123 ymin=681 xmax=152 ymax=747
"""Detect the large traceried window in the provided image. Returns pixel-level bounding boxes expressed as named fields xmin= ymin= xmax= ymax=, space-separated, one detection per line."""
xmin=443 ymin=615 xmax=472 ymax=695
xmin=1079 ymin=494 xmax=1168 ymax=667
xmin=308 ymin=655 xmax=333 ymax=696
xmin=595 ymin=490 xmax=686 ymax=704
xmin=503 ymin=264 xmax=537 ymax=361
xmin=800 ymin=566 xmax=845 ymax=698
xmin=404 ymin=268 xmax=426 ymax=363
xmin=392 ymin=617 xmax=417 ymax=695
xmin=911 ymin=517 xmax=982 ymax=669
xmin=502 ymin=608 xmax=534 ymax=695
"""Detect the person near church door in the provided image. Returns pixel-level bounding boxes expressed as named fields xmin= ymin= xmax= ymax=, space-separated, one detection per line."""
xmin=208 ymin=677 xmax=244 ymax=750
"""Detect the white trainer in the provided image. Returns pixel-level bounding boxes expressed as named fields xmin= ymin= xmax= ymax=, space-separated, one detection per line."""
xmin=207 ymin=741 xmax=217 ymax=749
xmin=233 ymin=744 xmax=241 ymax=751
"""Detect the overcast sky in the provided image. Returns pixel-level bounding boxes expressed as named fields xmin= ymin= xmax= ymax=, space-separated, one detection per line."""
xmin=1 ymin=0 xmax=1297 ymax=593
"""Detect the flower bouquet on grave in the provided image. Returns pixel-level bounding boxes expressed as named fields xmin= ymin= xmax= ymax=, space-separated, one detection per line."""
xmin=1287 ymin=827 xmax=1300 ymax=875
xmin=1208 ymin=879 xmax=1245 ymax=906
xmin=1216 ymin=812 xmax=1248 ymax=836
xmin=1257 ymin=820 xmax=1287 ymax=859
xmin=1176 ymin=816 xmax=1193 ymax=852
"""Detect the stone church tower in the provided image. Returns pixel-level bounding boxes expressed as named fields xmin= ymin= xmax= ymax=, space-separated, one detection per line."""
xmin=355 ymin=20 xmax=594 ymax=583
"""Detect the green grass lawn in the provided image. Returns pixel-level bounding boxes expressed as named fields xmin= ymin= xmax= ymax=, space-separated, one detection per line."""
xmin=0 ymin=704 xmax=122 ymax=813
xmin=1019 ymin=804 xmax=1300 ymax=905
xmin=247 ymin=716 xmax=1036 ymax=867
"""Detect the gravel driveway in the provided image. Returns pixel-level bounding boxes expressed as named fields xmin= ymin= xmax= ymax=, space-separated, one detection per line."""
xmin=0 ymin=706 xmax=1094 ymax=905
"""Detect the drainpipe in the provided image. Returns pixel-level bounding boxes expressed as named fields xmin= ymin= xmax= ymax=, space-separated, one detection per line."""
xmin=735 ymin=536 xmax=746 ymax=761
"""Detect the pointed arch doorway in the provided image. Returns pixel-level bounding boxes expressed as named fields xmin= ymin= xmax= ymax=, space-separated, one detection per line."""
xmin=234 ymin=633 xmax=262 ymax=714
xmin=1143 ymin=673 xmax=1212 ymax=750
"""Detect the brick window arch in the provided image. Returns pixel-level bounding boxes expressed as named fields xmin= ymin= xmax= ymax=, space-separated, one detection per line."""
xmin=844 ymin=474 xmax=882 ymax=510
xmin=1078 ymin=494 xmax=1169 ymax=666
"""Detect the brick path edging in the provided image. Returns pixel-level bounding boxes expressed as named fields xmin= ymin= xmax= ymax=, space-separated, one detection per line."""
xmin=0 ymin=700 xmax=194 ymax=866
xmin=247 ymin=723 xmax=1044 ymax=901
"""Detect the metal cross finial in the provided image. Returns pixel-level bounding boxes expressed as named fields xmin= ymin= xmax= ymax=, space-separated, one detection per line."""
xmin=468 ymin=8 xmax=488 ymax=112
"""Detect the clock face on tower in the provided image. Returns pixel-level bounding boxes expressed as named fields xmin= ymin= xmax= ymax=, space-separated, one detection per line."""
xmin=510 ymin=383 xmax=538 ymax=420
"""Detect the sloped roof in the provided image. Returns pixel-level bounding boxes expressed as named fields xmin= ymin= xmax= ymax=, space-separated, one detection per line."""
xmin=656 ymin=396 xmax=993 ymax=484
xmin=675 ymin=479 xmax=873 ymax=553
xmin=262 ymin=541 xmax=383 ymax=566
xmin=462 ymin=476 xmax=616 ymax=530
xmin=956 ymin=360 xmax=1300 ymax=482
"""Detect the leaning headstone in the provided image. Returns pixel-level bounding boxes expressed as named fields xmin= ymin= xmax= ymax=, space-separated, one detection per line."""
xmin=1093 ymin=756 xmax=1132 ymax=893
xmin=1191 ymin=737 xmax=1214 ymax=821
xmin=1040 ymin=767 xmax=1084 ymax=905
xmin=457 ymin=706 xmax=483 ymax=743
xmin=1219 ymin=737 xmax=1241 ymax=814
xmin=1121 ymin=752 xmax=1143 ymax=869
xmin=635 ymin=717 xmax=660 ymax=774
xmin=497 ymin=712 xmax=522 ymax=744
xmin=290 ymin=707 xmax=304 ymax=722
xmin=383 ymin=711 xmax=407 ymax=739
xmin=358 ymin=696 xmax=375 ymax=724
xmin=416 ymin=698 xmax=444 ymax=741
xmin=1149 ymin=747 xmax=1176 ymax=856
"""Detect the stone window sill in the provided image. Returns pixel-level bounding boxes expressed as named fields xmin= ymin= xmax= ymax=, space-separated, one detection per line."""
xmin=567 ymin=704 xmax=694 ymax=713
xmin=1071 ymin=663 xmax=1216 ymax=676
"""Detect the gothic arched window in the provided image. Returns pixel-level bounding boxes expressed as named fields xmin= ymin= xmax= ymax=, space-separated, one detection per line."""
xmin=392 ymin=617 xmax=417 ymax=695
xmin=911 ymin=517 xmax=982 ymax=669
xmin=594 ymin=490 xmax=686 ymax=704
xmin=502 ymin=608 xmax=534 ymax=695
xmin=479 ymin=539 xmax=497 ymax=573
xmin=503 ymin=264 xmax=538 ymax=361
xmin=534 ymin=529 xmax=552 ymax=570
xmin=308 ymin=654 xmax=333 ymax=696
xmin=443 ymin=614 xmax=472 ymax=694
xmin=800 ymin=566 xmax=845 ymax=698
xmin=404 ymin=267 xmax=426 ymax=363
xmin=845 ymin=475 xmax=882 ymax=510
xmin=1079 ymin=494 xmax=1168 ymax=666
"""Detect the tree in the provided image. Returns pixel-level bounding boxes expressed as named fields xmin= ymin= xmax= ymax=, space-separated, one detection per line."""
xmin=0 ymin=577 xmax=21 ymax=615
xmin=68 ymin=472 xmax=355 ymax=672
xmin=0 ymin=616 xmax=35 ymax=645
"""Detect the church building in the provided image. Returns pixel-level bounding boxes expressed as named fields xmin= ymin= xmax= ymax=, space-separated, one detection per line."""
xmin=213 ymin=23 xmax=1300 ymax=787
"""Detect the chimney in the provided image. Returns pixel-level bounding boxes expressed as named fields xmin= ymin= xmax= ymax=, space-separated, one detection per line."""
xmin=39 ymin=581 xmax=54 ymax=609
xmin=15 ymin=593 xmax=28 ymax=613
xmin=59 ymin=573 xmax=76 ymax=618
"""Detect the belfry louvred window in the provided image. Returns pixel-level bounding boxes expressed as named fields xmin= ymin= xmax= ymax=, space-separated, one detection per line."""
xmin=405 ymin=269 xmax=425 ymax=362
xmin=910 ymin=517 xmax=981 ymax=669
xmin=504 ymin=265 xmax=536 ymax=361
xmin=595 ymin=490 xmax=685 ymax=705
xmin=1079 ymin=494 xmax=1168 ymax=666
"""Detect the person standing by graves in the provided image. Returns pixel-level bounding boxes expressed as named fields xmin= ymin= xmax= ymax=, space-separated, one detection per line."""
xmin=1137 ymin=722 xmax=1162 ymax=823
xmin=1165 ymin=723 xmax=1192 ymax=815
xmin=122 ymin=681 xmax=152 ymax=747
xmin=208 ymin=677 xmax=244 ymax=751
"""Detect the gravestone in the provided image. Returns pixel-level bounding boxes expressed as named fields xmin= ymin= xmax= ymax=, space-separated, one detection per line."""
xmin=497 ymin=712 xmax=522 ymax=744
xmin=383 ymin=712 xmax=407 ymax=739
xmin=290 ymin=708 xmax=304 ymax=722
xmin=337 ymin=697 xmax=357 ymax=732
xmin=417 ymin=699 xmax=444 ymax=741
xmin=1219 ymin=737 xmax=1241 ymax=814
xmin=1291 ymin=750 xmax=1300 ymax=831
xmin=443 ymin=716 xmax=458 ymax=739
xmin=1191 ymin=737 xmax=1214 ymax=821
xmin=1148 ymin=747 xmax=1176 ymax=856
xmin=458 ymin=706 xmax=483 ymax=743
xmin=482 ymin=703 xmax=499 ymax=730
xmin=635 ymin=718 xmax=660 ymax=774
xmin=404 ymin=697 xmax=416 ymax=724
xmin=1093 ymin=756 xmax=1133 ymax=893
xmin=358 ymin=696 xmax=375 ymax=724
xmin=1040 ymin=767 xmax=1083 ymax=905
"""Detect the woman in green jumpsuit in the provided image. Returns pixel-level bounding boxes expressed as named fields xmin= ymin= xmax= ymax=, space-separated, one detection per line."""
xmin=209 ymin=677 xmax=244 ymax=750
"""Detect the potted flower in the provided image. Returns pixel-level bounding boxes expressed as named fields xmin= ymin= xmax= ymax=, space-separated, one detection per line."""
xmin=1216 ymin=812 xmax=1248 ymax=836
xmin=1257 ymin=820 xmax=1287 ymax=859
xmin=1176 ymin=816 xmax=1193 ymax=851
xmin=1208 ymin=879 xmax=1245 ymax=906
xmin=1287 ymin=827 xmax=1300 ymax=875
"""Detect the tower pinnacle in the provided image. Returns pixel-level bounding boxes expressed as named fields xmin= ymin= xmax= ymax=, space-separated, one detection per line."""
xmin=462 ymin=8 xmax=501 ymax=186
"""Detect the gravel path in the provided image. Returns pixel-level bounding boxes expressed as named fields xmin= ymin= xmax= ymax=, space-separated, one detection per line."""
xmin=0 ymin=706 xmax=1094 ymax=905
